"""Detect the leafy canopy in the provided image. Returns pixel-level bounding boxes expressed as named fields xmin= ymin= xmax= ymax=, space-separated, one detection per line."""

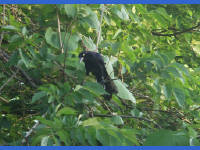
xmin=0 ymin=4 xmax=200 ymax=146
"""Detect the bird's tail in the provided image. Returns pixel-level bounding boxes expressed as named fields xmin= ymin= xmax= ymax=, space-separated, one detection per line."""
xmin=101 ymin=75 xmax=118 ymax=100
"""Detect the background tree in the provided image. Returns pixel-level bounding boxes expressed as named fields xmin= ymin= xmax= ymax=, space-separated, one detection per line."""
xmin=0 ymin=4 xmax=200 ymax=146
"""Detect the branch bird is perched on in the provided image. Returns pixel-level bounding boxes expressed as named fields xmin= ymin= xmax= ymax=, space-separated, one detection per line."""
xmin=79 ymin=51 xmax=118 ymax=100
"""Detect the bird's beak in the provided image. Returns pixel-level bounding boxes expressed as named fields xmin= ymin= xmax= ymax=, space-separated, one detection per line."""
xmin=80 ymin=57 xmax=84 ymax=63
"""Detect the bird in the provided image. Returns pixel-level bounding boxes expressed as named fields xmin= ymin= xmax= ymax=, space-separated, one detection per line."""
xmin=79 ymin=51 xmax=118 ymax=100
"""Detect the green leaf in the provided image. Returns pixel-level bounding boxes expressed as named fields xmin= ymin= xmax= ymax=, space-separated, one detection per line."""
xmin=74 ymin=127 xmax=87 ymax=145
xmin=96 ymin=129 xmax=120 ymax=146
xmin=114 ymin=80 xmax=136 ymax=103
xmin=22 ymin=26 xmax=28 ymax=36
xmin=155 ymin=8 xmax=171 ymax=21
xmin=32 ymin=91 xmax=46 ymax=103
xmin=57 ymin=107 xmax=77 ymax=116
xmin=131 ymin=109 xmax=143 ymax=117
xmin=85 ymin=127 xmax=98 ymax=145
xmin=184 ymin=33 xmax=192 ymax=43
xmin=45 ymin=28 xmax=80 ymax=51
xmin=36 ymin=117 xmax=55 ymax=128
xmin=41 ymin=136 xmax=49 ymax=146
xmin=64 ymin=4 xmax=77 ymax=18
xmin=76 ymin=88 xmax=96 ymax=103
xmin=149 ymin=57 xmax=164 ymax=70
xmin=111 ymin=116 xmax=124 ymax=125
xmin=104 ymin=56 xmax=116 ymax=79
xmin=166 ymin=66 xmax=184 ymax=82
xmin=1 ymin=25 xmax=18 ymax=31
xmin=82 ymin=36 xmax=97 ymax=51
xmin=45 ymin=28 xmax=60 ymax=49
xmin=173 ymin=88 xmax=185 ymax=108
xmin=114 ymin=5 xmax=129 ymax=21
xmin=144 ymin=129 xmax=190 ymax=146
xmin=7 ymin=51 xmax=19 ymax=67
xmin=172 ymin=62 xmax=189 ymax=76
xmin=9 ymin=34 xmax=21 ymax=43
xmin=151 ymin=8 xmax=170 ymax=28
xmin=120 ymin=6 xmax=129 ymax=21
xmin=112 ymin=29 xmax=122 ymax=39
xmin=120 ymin=129 xmax=139 ymax=145
xmin=19 ymin=48 xmax=31 ymax=68
xmin=163 ymin=84 xmax=172 ymax=100
xmin=65 ymin=34 xmax=80 ymax=51
xmin=82 ymin=81 xmax=107 ymax=96
xmin=57 ymin=130 xmax=71 ymax=145
xmin=82 ymin=118 xmax=101 ymax=127
xmin=82 ymin=7 xmax=100 ymax=32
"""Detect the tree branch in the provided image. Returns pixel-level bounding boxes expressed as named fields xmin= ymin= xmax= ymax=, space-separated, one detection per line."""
xmin=94 ymin=113 xmax=161 ymax=128
xmin=17 ymin=66 xmax=37 ymax=88
xmin=152 ymin=22 xmax=200 ymax=37
xmin=0 ymin=48 xmax=37 ymax=88
xmin=56 ymin=7 xmax=75 ymax=82
xmin=22 ymin=112 xmax=47 ymax=145
xmin=0 ymin=96 xmax=9 ymax=103
xmin=56 ymin=9 xmax=64 ymax=54
xmin=0 ymin=69 xmax=19 ymax=93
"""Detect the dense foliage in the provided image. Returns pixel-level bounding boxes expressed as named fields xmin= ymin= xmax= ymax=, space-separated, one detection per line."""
xmin=0 ymin=4 xmax=200 ymax=146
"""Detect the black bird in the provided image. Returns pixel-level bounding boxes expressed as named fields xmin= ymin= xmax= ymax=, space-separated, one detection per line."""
xmin=79 ymin=51 xmax=118 ymax=100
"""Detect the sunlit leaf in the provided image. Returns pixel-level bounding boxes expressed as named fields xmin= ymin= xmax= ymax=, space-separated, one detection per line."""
xmin=114 ymin=80 xmax=136 ymax=103
xmin=32 ymin=91 xmax=46 ymax=103
xmin=64 ymin=4 xmax=77 ymax=18
xmin=173 ymin=88 xmax=185 ymax=108
xmin=82 ymin=81 xmax=107 ymax=96
xmin=111 ymin=116 xmax=124 ymax=125
xmin=57 ymin=107 xmax=77 ymax=116
xmin=144 ymin=130 xmax=189 ymax=146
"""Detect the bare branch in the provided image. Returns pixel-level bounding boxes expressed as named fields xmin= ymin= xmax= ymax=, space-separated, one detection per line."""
xmin=152 ymin=22 xmax=200 ymax=37
xmin=0 ymin=48 xmax=37 ymax=88
xmin=0 ymin=96 xmax=9 ymax=103
xmin=22 ymin=112 xmax=47 ymax=145
xmin=0 ymin=69 xmax=19 ymax=93
xmin=56 ymin=7 xmax=75 ymax=81
xmin=17 ymin=66 xmax=37 ymax=88
xmin=56 ymin=10 xmax=64 ymax=54
xmin=94 ymin=113 xmax=161 ymax=128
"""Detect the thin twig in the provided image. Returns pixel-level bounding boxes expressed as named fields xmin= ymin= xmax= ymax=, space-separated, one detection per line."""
xmin=96 ymin=4 xmax=105 ymax=52
xmin=194 ymin=107 xmax=200 ymax=111
xmin=80 ymin=35 xmax=89 ymax=51
xmin=22 ymin=120 xmax=39 ymax=145
xmin=56 ymin=8 xmax=75 ymax=81
xmin=152 ymin=22 xmax=200 ymax=37
xmin=94 ymin=113 xmax=161 ymax=128
xmin=0 ymin=96 xmax=9 ymax=103
xmin=0 ymin=69 xmax=19 ymax=93
xmin=53 ymin=61 xmax=77 ymax=80
xmin=22 ymin=112 xmax=47 ymax=145
xmin=0 ymin=48 xmax=37 ymax=88
xmin=56 ymin=10 xmax=64 ymax=54
xmin=98 ymin=98 xmax=113 ymax=113
xmin=0 ymin=5 xmax=37 ymax=89
xmin=16 ymin=66 xmax=37 ymax=88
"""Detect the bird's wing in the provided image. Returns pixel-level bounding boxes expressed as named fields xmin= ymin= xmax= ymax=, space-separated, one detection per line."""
xmin=94 ymin=53 xmax=107 ymax=66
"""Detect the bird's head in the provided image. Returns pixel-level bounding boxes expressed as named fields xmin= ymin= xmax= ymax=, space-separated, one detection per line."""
xmin=79 ymin=51 xmax=87 ymax=63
